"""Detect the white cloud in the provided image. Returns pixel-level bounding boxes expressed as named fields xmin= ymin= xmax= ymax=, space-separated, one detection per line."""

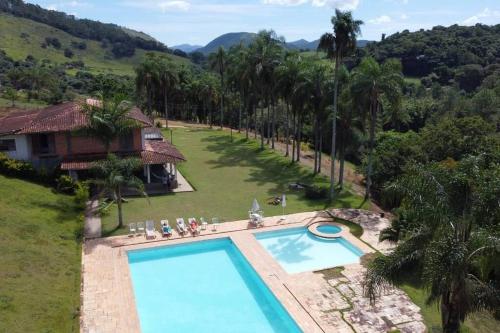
xmin=262 ymin=0 xmax=359 ymax=10
xmin=368 ymin=15 xmax=392 ymax=25
xmin=400 ymin=13 xmax=408 ymax=20
xmin=46 ymin=1 xmax=91 ymax=11
xmin=122 ymin=0 xmax=190 ymax=12
xmin=159 ymin=1 xmax=190 ymax=12
xmin=462 ymin=8 xmax=500 ymax=25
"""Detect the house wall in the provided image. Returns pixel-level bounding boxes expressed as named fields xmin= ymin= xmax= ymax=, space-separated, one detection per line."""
xmin=1 ymin=135 xmax=31 ymax=160
xmin=54 ymin=128 xmax=143 ymax=157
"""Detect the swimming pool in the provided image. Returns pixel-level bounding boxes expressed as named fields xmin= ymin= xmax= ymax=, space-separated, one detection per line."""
xmin=255 ymin=227 xmax=363 ymax=274
xmin=127 ymin=238 xmax=302 ymax=333
xmin=316 ymin=224 xmax=342 ymax=234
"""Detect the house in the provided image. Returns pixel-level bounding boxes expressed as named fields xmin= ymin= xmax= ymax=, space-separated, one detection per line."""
xmin=0 ymin=100 xmax=185 ymax=192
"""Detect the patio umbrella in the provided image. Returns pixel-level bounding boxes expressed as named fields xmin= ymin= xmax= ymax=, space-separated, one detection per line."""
xmin=251 ymin=198 xmax=260 ymax=212
xmin=281 ymin=194 xmax=287 ymax=220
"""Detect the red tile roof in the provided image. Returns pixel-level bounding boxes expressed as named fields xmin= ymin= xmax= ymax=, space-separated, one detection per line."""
xmin=0 ymin=101 xmax=152 ymax=135
xmin=60 ymin=140 xmax=185 ymax=170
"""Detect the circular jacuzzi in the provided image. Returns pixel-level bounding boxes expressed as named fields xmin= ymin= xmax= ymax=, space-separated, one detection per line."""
xmin=308 ymin=222 xmax=345 ymax=239
xmin=316 ymin=225 xmax=342 ymax=234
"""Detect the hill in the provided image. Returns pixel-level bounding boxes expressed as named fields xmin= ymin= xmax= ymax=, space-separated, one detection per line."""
xmin=364 ymin=24 xmax=500 ymax=78
xmin=192 ymin=33 xmax=373 ymax=55
xmin=196 ymin=32 xmax=257 ymax=55
xmin=173 ymin=44 xmax=204 ymax=53
xmin=0 ymin=13 xmax=190 ymax=76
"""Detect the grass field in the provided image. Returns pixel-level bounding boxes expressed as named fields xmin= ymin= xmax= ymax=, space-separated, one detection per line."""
xmin=0 ymin=175 xmax=82 ymax=333
xmin=102 ymin=128 xmax=367 ymax=235
xmin=0 ymin=13 xmax=190 ymax=76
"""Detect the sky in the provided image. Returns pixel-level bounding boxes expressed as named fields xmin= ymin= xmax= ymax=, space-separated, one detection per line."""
xmin=26 ymin=0 xmax=500 ymax=47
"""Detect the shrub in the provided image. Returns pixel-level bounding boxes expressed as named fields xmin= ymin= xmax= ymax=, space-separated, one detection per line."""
xmin=64 ymin=48 xmax=74 ymax=58
xmin=74 ymin=182 xmax=90 ymax=209
xmin=0 ymin=152 xmax=37 ymax=179
xmin=57 ymin=175 xmax=76 ymax=194
xmin=305 ymin=185 xmax=328 ymax=200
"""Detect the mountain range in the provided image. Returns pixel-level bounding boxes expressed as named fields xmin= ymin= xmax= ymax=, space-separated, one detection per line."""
xmin=173 ymin=32 xmax=373 ymax=54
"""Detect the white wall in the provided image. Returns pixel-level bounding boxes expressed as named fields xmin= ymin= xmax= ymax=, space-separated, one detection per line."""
xmin=1 ymin=135 xmax=31 ymax=160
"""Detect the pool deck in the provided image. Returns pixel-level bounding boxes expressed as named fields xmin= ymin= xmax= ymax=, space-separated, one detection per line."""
xmin=81 ymin=209 xmax=426 ymax=333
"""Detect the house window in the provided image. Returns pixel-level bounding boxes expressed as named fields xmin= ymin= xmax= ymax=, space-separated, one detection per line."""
xmin=119 ymin=133 xmax=134 ymax=151
xmin=33 ymin=134 xmax=56 ymax=155
xmin=0 ymin=139 xmax=16 ymax=152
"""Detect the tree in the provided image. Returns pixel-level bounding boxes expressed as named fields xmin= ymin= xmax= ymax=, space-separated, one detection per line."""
xmin=2 ymin=87 xmax=18 ymax=107
xmin=157 ymin=57 xmax=178 ymax=128
xmin=135 ymin=53 xmax=159 ymax=115
xmin=92 ymin=155 xmax=146 ymax=228
xmin=209 ymin=47 xmax=227 ymax=129
xmin=364 ymin=157 xmax=500 ymax=333
xmin=81 ymin=94 xmax=140 ymax=153
xmin=318 ymin=9 xmax=363 ymax=200
xmin=351 ymin=57 xmax=404 ymax=199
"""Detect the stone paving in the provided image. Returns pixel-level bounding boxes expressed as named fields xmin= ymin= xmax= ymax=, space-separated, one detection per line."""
xmin=81 ymin=209 xmax=425 ymax=333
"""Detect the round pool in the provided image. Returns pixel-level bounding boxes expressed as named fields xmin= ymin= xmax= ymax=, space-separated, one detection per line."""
xmin=316 ymin=225 xmax=342 ymax=234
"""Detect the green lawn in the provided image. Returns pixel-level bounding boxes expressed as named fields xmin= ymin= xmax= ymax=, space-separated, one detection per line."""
xmin=102 ymin=128 xmax=367 ymax=235
xmin=0 ymin=175 xmax=82 ymax=333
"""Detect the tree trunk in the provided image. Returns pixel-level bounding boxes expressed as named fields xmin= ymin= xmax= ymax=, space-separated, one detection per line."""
xmin=238 ymin=94 xmax=242 ymax=133
xmin=261 ymin=105 xmax=265 ymax=150
xmin=365 ymin=99 xmax=378 ymax=200
xmin=330 ymin=53 xmax=341 ymax=200
xmin=254 ymin=104 xmax=257 ymax=139
xmin=313 ymin=114 xmax=318 ymax=174
xmin=266 ymin=104 xmax=270 ymax=145
xmin=292 ymin=109 xmax=296 ymax=162
xmin=318 ymin=125 xmax=323 ymax=174
xmin=220 ymin=75 xmax=224 ymax=129
xmin=246 ymin=101 xmax=250 ymax=140
xmin=271 ymin=97 xmax=276 ymax=149
xmin=338 ymin=137 xmax=345 ymax=188
xmin=285 ymin=102 xmax=290 ymax=157
xmin=164 ymin=87 xmax=169 ymax=128
xmin=297 ymin=113 xmax=302 ymax=162
xmin=117 ymin=187 xmax=123 ymax=228
xmin=441 ymin=294 xmax=461 ymax=333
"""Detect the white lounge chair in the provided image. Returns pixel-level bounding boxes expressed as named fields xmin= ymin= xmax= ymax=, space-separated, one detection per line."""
xmin=128 ymin=222 xmax=137 ymax=237
xmin=137 ymin=221 xmax=145 ymax=235
xmin=249 ymin=211 xmax=264 ymax=227
xmin=211 ymin=217 xmax=220 ymax=231
xmin=200 ymin=217 xmax=208 ymax=230
xmin=176 ymin=218 xmax=187 ymax=235
xmin=145 ymin=220 xmax=156 ymax=239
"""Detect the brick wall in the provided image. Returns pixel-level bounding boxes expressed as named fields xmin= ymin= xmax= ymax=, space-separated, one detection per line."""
xmin=54 ymin=128 xmax=142 ymax=157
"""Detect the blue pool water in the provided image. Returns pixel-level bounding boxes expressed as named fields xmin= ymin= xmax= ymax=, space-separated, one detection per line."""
xmin=127 ymin=238 xmax=302 ymax=333
xmin=255 ymin=227 xmax=363 ymax=274
xmin=316 ymin=225 xmax=342 ymax=234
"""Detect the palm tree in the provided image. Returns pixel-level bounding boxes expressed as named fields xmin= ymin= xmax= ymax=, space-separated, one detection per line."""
xmin=276 ymin=52 xmax=301 ymax=158
xmin=351 ymin=57 xmax=404 ymax=199
xmin=157 ymin=57 xmax=178 ymax=128
xmin=209 ymin=47 xmax=227 ymax=129
xmin=135 ymin=53 xmax=159 ymax=116
xmin=364 ymin=157 xmax=500 ymax=333
xmin=318 ymin=9 xmax=363 ymax=200
xmin=92 ymin=154 xmax=146 ymax=228
xmin=81 ymin=94 xmax=140 ymax=153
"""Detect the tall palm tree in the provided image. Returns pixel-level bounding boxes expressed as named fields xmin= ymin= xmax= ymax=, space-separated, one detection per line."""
xmin=92 ymin=155 xmax=146 ymax=228
xmin=157 ymin=57 xmax=178 ymax=128
xmin=81 ymin=94 xmax=140 ymax=153
xmin=364 ymin=157 xmax=500 ymax=333
xmin=318 ymin=9 xmax=363 ymax=200
xmin=135 ymin=53 xmax=159 ymax=116
xmin=276 ymin=52 xmax=301 ymax=158
xmin=209 ymin=46 xmax=227 ymax=129
xmin=351 ymin=57 xmax=404 ymax=199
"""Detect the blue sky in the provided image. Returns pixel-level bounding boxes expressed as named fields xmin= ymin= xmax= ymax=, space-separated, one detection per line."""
xmin=26 ymin=0 xmax=500 ymax=47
